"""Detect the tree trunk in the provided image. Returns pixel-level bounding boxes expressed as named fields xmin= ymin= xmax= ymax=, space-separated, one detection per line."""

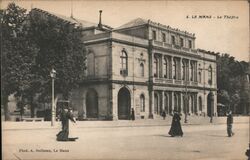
xmin=3 ymin=98 xmax=10 ymax=121
xmin=29 ymin=96 xmax=36 ymax=118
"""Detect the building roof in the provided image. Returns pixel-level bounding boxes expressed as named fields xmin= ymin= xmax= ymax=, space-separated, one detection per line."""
xmin=31 ymin=8 xmax=112 ymax=30
xmin=115 ymin=18 xmax=149 ymax=30
xmin=115 ymin=17 xmax=195 ymax=38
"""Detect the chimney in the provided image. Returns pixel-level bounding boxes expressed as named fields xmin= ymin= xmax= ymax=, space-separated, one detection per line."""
xmin=98 ymin=10 xmax=102 ymax=28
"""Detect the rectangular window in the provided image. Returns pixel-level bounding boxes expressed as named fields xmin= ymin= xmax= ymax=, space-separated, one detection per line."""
xmin=180 ymin=38 xmax=184 ymax=47
xmin=152 ymin=30 xmax=156 ymax=40
xmin=162 ymin=33 xmax=166 ymax=42
xmin=188 ymin=40 xmax=192 ymax=48
xmin=171 ymin=35 xmax=175 ymax=45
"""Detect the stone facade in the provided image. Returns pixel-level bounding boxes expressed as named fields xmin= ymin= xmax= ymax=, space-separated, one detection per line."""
xmin=70 ymin=18 xmax=217 ymax=120
xmin=32 ymin=9 xmax=217 ymax=120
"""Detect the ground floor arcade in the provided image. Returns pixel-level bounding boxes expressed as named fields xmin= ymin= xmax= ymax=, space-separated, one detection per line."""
xmin=70 ymin=83 xmax=217 ymax=120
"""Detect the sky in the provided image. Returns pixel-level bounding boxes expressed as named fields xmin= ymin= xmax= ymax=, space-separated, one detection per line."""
xmin=1 ymin=0 xmax=249 ymax=61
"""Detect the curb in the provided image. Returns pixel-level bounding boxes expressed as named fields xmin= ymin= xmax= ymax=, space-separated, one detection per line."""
xmin=2 ymin=121 xmax=248 ymax=131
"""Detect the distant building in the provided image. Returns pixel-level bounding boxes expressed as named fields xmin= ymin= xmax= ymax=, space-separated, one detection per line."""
xmin=31 ymin=9 xmax=218 ymax=120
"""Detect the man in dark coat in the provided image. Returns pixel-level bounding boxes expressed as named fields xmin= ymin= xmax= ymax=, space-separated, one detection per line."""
xmin=57 ymin=107 xmax=77 ymax=141
xmin=162 ymin=110 xmax=166 ymax=120
xmin=227 ymin=110 xmax=234 ymax=137
xmin=168 ymin=109 xmax=183 ymax=137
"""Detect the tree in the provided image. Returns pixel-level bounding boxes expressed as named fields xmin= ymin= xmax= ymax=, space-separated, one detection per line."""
xmin=217 ymin=90 xmax=230 ymax=106
xmin=28 ymin=9 xmax=87 ymax=108
xmin=1 ymin=3 xmax=38 ymax=120
xmin=217 ymin=53 xmax=249 ymax=114
xmin=1 ymin=3 xmax=87 ymax=120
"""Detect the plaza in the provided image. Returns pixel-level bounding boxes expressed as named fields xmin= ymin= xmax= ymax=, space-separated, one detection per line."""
xmin=2 ymin=117 xmax=249 ymax=160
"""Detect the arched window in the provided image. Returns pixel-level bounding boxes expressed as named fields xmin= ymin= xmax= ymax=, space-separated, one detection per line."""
xmin=140 ymin=63 xmax=144 ymax=77
xmin=87 ymin=52 xmax=95 ymax=76
xmin=120 ymin=50 xmax=128 ymax=76
xmin=140 ymin=94 xmax=145 ymax=112
xmin=154 ymin=56 xmax=158 ymax=77
xmin=208 ymin=66 xmax=212 ymax=85
xmin=163 ymin=58 xmax=168 ymax=78
xmin=173 ymin=59 xmax=177 ymax=79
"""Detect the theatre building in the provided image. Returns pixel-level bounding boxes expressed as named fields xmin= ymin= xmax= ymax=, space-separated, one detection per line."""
xmin=32 ymin=9 xmax=218 ymax=120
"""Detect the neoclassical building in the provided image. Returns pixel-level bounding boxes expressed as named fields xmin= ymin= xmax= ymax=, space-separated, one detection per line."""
xmin=32 ymin=9 xmax=217 ymax=120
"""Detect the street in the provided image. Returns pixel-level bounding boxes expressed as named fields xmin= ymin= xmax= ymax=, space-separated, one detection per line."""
xmin=2 ymin=121 xmax=249 ymax=160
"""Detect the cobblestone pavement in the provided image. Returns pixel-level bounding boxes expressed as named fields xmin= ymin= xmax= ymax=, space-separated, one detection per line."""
xmin=2 ymin=118 xmax=249 ymax=160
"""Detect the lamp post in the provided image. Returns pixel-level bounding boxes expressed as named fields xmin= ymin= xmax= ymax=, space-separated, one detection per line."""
xmin=184 ymin=79 xmax=188 ymax=123
xmin=50 ymin=68 xmax=56 ymax=126
xmin=208 ymin=90 xmax=214 ymax=123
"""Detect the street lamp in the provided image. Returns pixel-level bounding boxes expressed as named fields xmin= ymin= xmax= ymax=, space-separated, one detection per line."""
xmin=208 ymin=90 xmax=214 ymax=123
xmin=184 ymin=80 xmax=188 ymax=123
xmin=50 ymin=68 xmax=56 ymax=126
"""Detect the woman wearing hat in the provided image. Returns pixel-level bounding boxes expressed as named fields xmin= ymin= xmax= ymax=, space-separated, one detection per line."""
xmin=56 ymin=106 xmax=78 ymax=141
xmin=168 ymin=108 xmax=183 ymax=137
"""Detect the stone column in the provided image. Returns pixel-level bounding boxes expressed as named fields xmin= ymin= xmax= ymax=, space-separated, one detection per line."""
xmin=195 ymin=93 xmax=198 ymax=115
xmin=195 ymin=61 xmax=198 ymax=82
xmin=170 ymin=56 xmax=173 ymax=79
xmin=178 ymin=59 xmax=181 ymax=80
xmin=187 ymin=59 xmax=190 ymax=81
xmin=157 ymin=56 xmax=160 ymax=78
xmin=111 ymin=84 xmax=118 ymax=120
xmin=160 ymin=55 xmax=163 ymax=78
xmin=171 ymin=91 xmax=175 ymax=113
xmin=180 ymin=58 xmax=183 ymax=81
xmin=149 ymin=89 xmax=154 ymax=118
xmin=161 ymin=91 xmax=165 ymax=112
xmin=180 ymin=92 xmax=183 ymax=114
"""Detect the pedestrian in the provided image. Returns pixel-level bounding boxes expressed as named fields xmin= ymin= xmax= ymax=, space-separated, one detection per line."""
xmin=56 ymin=106 xmax=78 ymax=141
xmin=162 ymin=110 xmax=166 ymax=120
xmin=131 ymin=108 xmax=135 ymax=121
xmin=226 ymin=110 xmax=234 ymax=137
xmin=168 ymin=108 xmax=183 ymax=137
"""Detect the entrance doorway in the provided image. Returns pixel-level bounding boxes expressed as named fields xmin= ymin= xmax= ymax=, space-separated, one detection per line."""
xmin=86 ymin=89 xmax=98 ymax=118
xmin=118 ymin=87 xmax=131 ymax=120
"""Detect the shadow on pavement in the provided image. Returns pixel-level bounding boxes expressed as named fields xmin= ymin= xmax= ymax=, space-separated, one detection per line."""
xmin=207 ymin=134 xmax=228 ymax=137
xmin=154 ymin=134 xmax=183 ymax=138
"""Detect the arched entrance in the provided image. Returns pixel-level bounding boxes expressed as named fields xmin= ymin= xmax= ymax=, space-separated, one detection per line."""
xmin=207 ymin=92 xmax=214 ymax=117
xmin=86 ymin=89 xmax=98 ymax=118
xmin=118 ymin=87 xmax=131 ymax=120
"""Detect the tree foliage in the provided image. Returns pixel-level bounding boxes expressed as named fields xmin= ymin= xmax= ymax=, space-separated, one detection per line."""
xmin=1 ymin=3 xmax=38 ymax=120
xmin=1 ymin=3 xmax=87 ymax=120
xmin=217 ymin=53 xmax=249 ymax=113
xmin=29 ymin=9 xmax=87 ymax=100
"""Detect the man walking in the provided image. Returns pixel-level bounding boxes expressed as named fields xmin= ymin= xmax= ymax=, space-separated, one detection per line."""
xmin=227 ymin=110 xmax=234 ymax=137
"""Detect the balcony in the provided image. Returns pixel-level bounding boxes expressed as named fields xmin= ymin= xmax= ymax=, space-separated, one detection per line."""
xmin=154 ymin=78 xmax=173 ymax=84
xmin=152 ymin=40 xmax=198 ymax=55
xmin=174 ymin=79 xmax=182 ymax=85
xmin=153 ymin=77 xmax=198 ymax=87
xmin=191 ymin=81 xmax=198 ymax=86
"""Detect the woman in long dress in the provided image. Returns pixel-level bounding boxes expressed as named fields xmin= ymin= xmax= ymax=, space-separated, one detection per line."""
xmin=168 ymin=109 xmax=183 ymax=137
xmin=56 ymin=108 xmax=77 ymax=141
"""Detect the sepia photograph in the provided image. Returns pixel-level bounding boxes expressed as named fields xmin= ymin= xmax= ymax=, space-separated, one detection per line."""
xmin=1 ymin=0 xmax=250 ymax=160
